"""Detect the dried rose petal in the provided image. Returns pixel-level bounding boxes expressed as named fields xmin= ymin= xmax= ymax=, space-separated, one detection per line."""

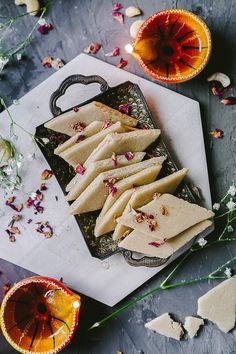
xmin=84 ymin=42 xmax=101 ymax=54
xmin=12 ymin=214 xmax=22 ymax=222
xmin=148 ymin=219 xmax=158 ymax=231
xmin=116 ymin=57 xmax=128 ymax=68
xmin=124 ymin=151 xmax=134 ymax=160
xmin=109 ymin=186 xmax=117 ymax=196
xmin=209 ymin=128 xmax=224 ymax=139
xmin=76 ymin=135 xmax=86 ymax=143
xmin=41 ymin=169 xmax=53 ymax=180
xmin=105 ymin=47 xmax=120 ymax=57
xmin=71 ymin=122 xmax=84 ymax=132
xmin=211 ymin=83 xmax=225 ymax=98
xmin=112 ymin=11 xmax=124 ymax=24
xmin=111 ymin=152 xmax=118 ymax=167
xmin=73 ymin=106 xmax=79 ymax=112
xmin=75 ymin=164 xmax=86 ymax=175
xmin=221 ymin=97 xmax=236 ymax=105
xmin=10 ymin=226 xmax=20 ymax=234
xmin=36 ymin=221 xmax=53 ymax=238
xmin=35 ymin=203 xmax=44 ymax=214
xmin=42 ymin=56 xmax=52 ymax=68
xmin=135 ymin=211 xmax=147 ymax=223
xmin=118 ymin=103 xmax=130 ymax=115
xmin=27 ymin=219 xmax=32 ymax=224
xmin=37 ymin=23 xmax=53 ymax=35
xmin=25 ymin=197 xmax=34 ymax=208
xmin=103 ymin=120 xmax=112 ymax=129
xmin=112 ymin=3 xmax=123 ymax=11
xmin=148 ymin=239 xmax=166 ymax=247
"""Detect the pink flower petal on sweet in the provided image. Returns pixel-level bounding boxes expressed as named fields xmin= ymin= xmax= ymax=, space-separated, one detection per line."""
xmin=103 ymin=120 xmax=112 ymax=129
xmin=112 ymin=11 xmax=124 ymax=24
xmin=124 ymin=151 xmax=134 ymax=161
xmin=105 ymin=47 xmax=120 ymax=57
xmin=109 ymin=186 xmax=118 ymax=196
xmin=75 ymin=164 xmax=86 ymax=175
xmin=116 ymin=57 xmax=128 ymax=69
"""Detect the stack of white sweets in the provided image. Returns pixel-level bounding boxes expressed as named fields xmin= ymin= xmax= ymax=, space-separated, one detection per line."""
xmin=45 ymin=101 xmax=214 ymax=259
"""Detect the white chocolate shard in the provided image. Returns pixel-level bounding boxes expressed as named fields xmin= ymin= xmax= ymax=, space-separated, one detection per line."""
xmin=44 ymin=101 xmax=137 ymax=136
xmin=145 ymin=313 xmax=184 ymax=340
xmin=84 ymin=129 xmax=161 ymax=167
xmin=197 ymin=278 xmax=236 ymax=333
xmin=184 ymin=316 xmax=204 ymax=338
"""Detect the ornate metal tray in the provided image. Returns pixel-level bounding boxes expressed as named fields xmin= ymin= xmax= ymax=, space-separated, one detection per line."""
xmin=35 ymin=74 xmax=195 ymax=267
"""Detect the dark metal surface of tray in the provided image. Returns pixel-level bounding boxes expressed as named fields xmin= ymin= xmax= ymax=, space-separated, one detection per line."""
xmin=35 ymin=74 xmax=195 ymax=267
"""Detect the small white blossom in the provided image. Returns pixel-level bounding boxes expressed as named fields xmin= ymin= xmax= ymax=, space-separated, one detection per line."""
xmin=198 ymin=237 xmax=207 ymax=247
xmin=226 ymin=198 xmax=236 ymax=211
xmin=42 ymin=137 xmax=49 ymax=144
xmin=213 ymin=203 xmax=220 ymax=210
xmin=228 ymin=225 xmax=234 ymax=233
xmin=16 ymin=53 xmax=22 ymax=61
xmin=38 ymin=18 xmax=47 ymax=26
xmin=224 ymin=267 xmax=232 ymax=278
xmin=13 ymin=99 xmax=19 ymax=105
xmin=0 ymin=57 xmax=9 ymax=72
xmin=30 ymin=192 xmax=37 ymax=200
xmin=228 ymin=185 xmax=236 ymax=196
xmin=26 ymin=153 xmax=35 ymax=161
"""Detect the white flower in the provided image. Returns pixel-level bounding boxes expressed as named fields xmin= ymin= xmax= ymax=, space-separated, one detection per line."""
xmin=228 ymin=185 xmax=236 ymax=196
xmin=224 ymin=267 xmax=232 ymax=278
xmin=198 ymin=237 xmax=207 ymax=247
xmin=38 ymin=18 xmax=47 ymax=26
xmin=0 ymin=57 xmax=9 ymax=72
xmin=226 ymin=198 xmax=236 ymax=211
xmin=213 ymin=203 xmax=220 ymax=210
xmin=16 ymin=53 xmax=22 ymax=61
xmin=42 ymin=137 xmax=49 ymax=144
xmin=228 ymin=225 xmax=234 ymax=233
xmin=13 ymin=99 xmax=19 ymax=105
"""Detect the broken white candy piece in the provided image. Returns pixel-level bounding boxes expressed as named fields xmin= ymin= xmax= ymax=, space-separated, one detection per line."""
xmin=145 ymin=313 xmax=184 ymax=340
xmin=125 ymin=6 xmax=141 ymax=17
xmin=130 ymin=20 xmax=145 ymax=38
xmin=197 ymin=278 xmax=236 ymax=333
xmin=207 ymin=72 xmax=231 ymax=88
xmin=15 ymin=0 xmax=40 ymax=16
xmin=184 ymin=316 xmax=204 ymax=338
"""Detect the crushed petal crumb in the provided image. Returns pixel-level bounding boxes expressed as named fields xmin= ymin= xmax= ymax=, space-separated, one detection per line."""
xmin=111 ymin=152 xmax=118 ymax=167
xmin=160 ymin=206 xmax=168 ymax=216
xmin=42 ymin=56 xmax=53 ymax=68
xmin=84 ymin=42 xmax=101 ymax=54
xmin=153 ymin=192 xmax=161 ymax=200
xmin=148 ymin=239 xmax=166 ymax=247
xmin=103 ymin=120 xmax=112 ymax=129
xmin=124 ymin=151 xmax=134 ymax=160
xmin=36 ymin=221 xmax=53 ymax=239
xmin=116 ymin=57 xmax=128 ymax=68
xmin=71 ymin=122 xmax=84 ymax=132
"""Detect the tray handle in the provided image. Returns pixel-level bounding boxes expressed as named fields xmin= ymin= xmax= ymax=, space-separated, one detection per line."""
xmin=122 ymin=250 xmax=170 ymax=268
xmin=50 ymin=74 xmax=110 ymax=116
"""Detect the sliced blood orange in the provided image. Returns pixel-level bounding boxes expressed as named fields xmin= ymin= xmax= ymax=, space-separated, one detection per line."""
xmin=0 ymin=276 xmax=81 ymax=353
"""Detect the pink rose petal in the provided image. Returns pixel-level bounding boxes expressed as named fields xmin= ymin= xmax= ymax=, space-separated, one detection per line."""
xmin=112 ymin=3 xmax=123 ymax=11
xmin=84 ymin=42 xmax=101 ymax=54
xmin=105 ymin=47 xmax=120 ymax=57
xmin=124 ymin=151 xmax=134 ymax=161
xmin=116 ymin=57 xmax=128 ymax=69
xmin=112 ymin=12 xmax=124 ymax=24
xmin=75 ymin=164 xmax=86 ymax=175
xmin=119 ymin=103 xmax=130 ymax=114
